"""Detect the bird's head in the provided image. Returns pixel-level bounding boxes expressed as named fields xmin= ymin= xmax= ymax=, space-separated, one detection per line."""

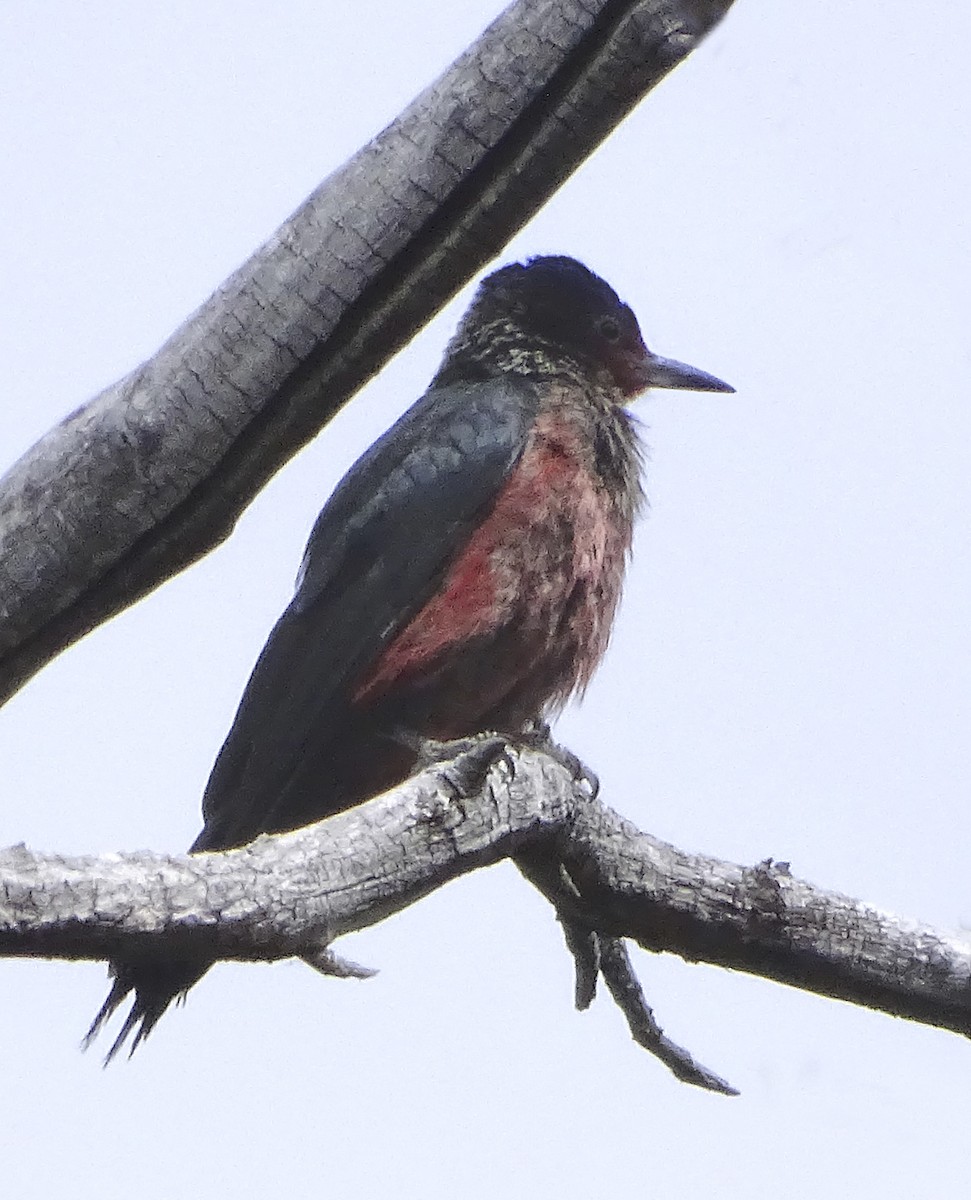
xmin=437 ymin=255 xmax=733 ymax=400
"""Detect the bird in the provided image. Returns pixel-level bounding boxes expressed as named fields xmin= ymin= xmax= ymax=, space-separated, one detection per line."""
xmin=85 ymin=254 xmax=733 ymax=1059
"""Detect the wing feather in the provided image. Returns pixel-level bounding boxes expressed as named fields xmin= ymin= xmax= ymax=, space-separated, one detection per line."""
xmin=194 ymin=378 xmax=537 ymax=850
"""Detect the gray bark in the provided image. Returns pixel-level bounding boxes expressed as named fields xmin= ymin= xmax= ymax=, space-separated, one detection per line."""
xmin=6 ymin=0 xmax=955 ymax=1095
xmin=3 ymin=744 xmax=969 ymax=1091
xmin=0 ymin=0 xmax=734 ymax=705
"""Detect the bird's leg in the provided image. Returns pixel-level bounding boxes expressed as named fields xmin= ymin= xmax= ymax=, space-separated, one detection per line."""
xmin=517 ymin=719 xmax=600 ymax=798
xmin=394 ymin=721 xmax=598 ymax=796
xmin=396 ymin=727 xmax=513 ymax=799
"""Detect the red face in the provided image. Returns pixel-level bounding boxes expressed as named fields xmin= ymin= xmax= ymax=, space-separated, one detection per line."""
xmin=490 ymin=258 xmax=652 ymax=396
xmin=479 ymin=258 xmax=733 ymax=399
xmin=588 ymin=304 xmax=653 ymax=397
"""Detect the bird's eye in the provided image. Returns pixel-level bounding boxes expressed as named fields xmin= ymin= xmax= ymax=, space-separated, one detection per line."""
xmin=598 ymin=317 xmax=621 ymax=342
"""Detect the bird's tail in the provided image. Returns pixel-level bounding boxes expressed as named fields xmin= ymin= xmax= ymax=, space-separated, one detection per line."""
xmin=83 ymin=958 xmax=209 ymax=1063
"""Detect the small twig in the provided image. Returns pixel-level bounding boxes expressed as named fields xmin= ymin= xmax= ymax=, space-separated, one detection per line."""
xmin=514 ymin=849 xmax=600 ymax=1009
xmin=301 ymin=948 xmax=378 ymax=980
xmin=562 ymin=922 xmax=601 ymax=1012
xmin=4 ymin=745 xmax=971 ymax=1081
xmin=516 ymin=832 xmax=737 ymax=1092
xmin=598 ymin=937 xmax=738 ymax=1096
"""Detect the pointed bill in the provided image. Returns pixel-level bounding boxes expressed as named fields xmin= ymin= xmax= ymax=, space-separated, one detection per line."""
xmin=644 ymin=354 xmax=734 ymax=393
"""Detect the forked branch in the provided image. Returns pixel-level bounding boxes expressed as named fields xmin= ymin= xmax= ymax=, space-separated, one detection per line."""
xmin=2 ymin=742 xmax=968 ymax=1092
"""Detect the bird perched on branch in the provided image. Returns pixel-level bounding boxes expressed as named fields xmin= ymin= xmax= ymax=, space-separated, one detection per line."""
xmin=86 ymin=254 xmax=732 ymax=1059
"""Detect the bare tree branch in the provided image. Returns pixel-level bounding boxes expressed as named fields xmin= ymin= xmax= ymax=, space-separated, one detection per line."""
xmin=3 ymin=744 xmax=969 ymax=1092
xmin=0 ymin=0 xmax=735 ymax=706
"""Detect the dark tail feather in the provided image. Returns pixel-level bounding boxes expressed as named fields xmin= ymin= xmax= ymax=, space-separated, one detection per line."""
xmin=83 ymin=959 xmax=208 ymax=1064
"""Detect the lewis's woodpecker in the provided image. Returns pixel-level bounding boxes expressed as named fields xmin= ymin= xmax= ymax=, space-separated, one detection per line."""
xmin=87 ymin=255 xmax=732 ymax=1058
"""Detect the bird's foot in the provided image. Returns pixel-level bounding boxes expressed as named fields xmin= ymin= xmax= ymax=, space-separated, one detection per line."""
xmin=403 ymin=730 xmax=513 ymax=799
xmin=395 ymin=723 xmax=597 ymax=797
xmin=517 ymin=720 xmax=600 ymax=798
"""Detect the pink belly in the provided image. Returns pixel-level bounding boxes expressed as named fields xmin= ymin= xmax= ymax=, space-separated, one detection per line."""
xmin=353 ymin=417 xmax=631 ymax=735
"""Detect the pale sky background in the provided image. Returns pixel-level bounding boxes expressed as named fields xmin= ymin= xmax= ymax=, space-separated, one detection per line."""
xmin=2 ymin=3 xmax=970 ymax=1197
